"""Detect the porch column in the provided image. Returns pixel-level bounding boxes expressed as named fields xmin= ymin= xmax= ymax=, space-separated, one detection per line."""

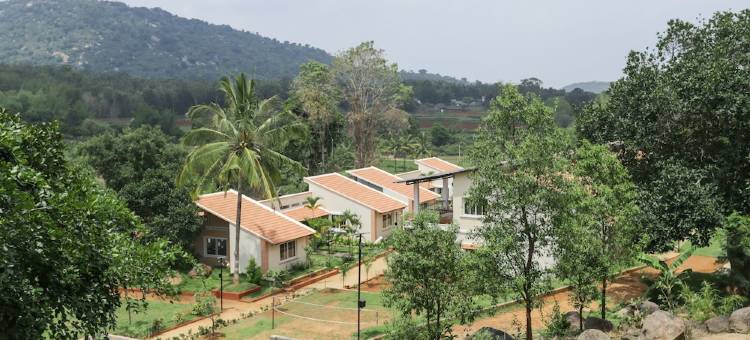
xmin=442 ymin=177 xmax=450 ymax=210
xmin=413 ymin=182 xmax=420 ymax=214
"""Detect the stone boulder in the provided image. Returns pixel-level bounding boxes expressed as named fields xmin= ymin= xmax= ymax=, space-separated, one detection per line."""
xmin=616 ymin=305 xmax=636 ymax=318
xmin=584 ymin=316 xmax=613 ymax=332
xmin=638 ymin=300 xmax=660 ymax=316
xmin=565 ymin=311 xmax=583 ymax=331
xmin=640 ymin=310 xmax=686 ymax=340
xmin=730 ymin=307 xmax=750 ymax=333
xmin=470 ymin=327 xmax=515 ymax=340
xmin=577 ymin=329 xmax=610 ymax=340
xmin=705 ymin=316 xmax=730 ymax=334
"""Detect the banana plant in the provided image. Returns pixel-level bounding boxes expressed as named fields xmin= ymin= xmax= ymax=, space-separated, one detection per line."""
xmin=638 ymin=246 xmax=695 ymax=310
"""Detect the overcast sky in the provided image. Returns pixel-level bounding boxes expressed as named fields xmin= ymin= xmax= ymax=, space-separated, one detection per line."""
xmin=120 ymin=0 xmax=745 ymax=87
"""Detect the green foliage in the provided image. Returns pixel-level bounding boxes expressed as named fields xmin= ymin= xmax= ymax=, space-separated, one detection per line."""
xmin=0 ymin=0 xmax=331 ymax=80
xmin=639 ymin=247 xmax=696 ymax=310
xmin=192 ymin=292 xmax=217 ymax=317
xmin=429 ymin=123 xmax=452 ymax=146
xmin=383 ymin=316 xmax=425 ymax=340
xmin=245 ymin=258 xmax=263 ymax=285
xmin=541 ymin=302 xmax=570 ymax=338
xmin=724 ymin=213 xmax=750 ymax=293
xmin=384 ymin=211 xmax=476 ymax=339
xmin=263 ymin=270 xmax=285 ymax=288
xmin=78 ymin=126 xmax=202 ymax=252
xmin=681 ymin=282 xmax=745 ymax=322
xmin=577 ymin=10 xmax=750 ymax=247
xmin=0 ymin=109 xmax=185 ymax=338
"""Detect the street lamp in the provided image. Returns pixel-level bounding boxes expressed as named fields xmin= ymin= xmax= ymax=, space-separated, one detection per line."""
xmin=356 ymin=233 xmax=365 ymax=340
xmin=217 ymin=256 xmax=227 ymax=312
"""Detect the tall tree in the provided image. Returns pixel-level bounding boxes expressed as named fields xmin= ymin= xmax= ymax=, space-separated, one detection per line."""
xmin=0 ymin=110 xmax=184 ymax=338
xmin=577 ymin=10 xmax=750 ymax=249
xmin=177 ymin=74 xmax=305 ymax=284
xmin=332 ymin=41 xmax=401 ymax=167
xmin=384 ymin=211 xmax=475 ymax=339
xmin=291 ymin=61 xmax=340 ymax=170
xmin=469 ymin=85 xmax=575 ymax=340
xmin=568 ymin=141 xmax=642 ymax=319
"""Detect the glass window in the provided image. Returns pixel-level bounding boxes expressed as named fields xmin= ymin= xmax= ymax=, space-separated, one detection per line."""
xmin=205 ymin=237 xmax=227 ymax=257
xmin=382 ymin=213 xmax=393 ymax=229
xmin=280 ymin=240 xmax=297 ymax=261
xmin=463 ymin=198 xmax=485 ymax=216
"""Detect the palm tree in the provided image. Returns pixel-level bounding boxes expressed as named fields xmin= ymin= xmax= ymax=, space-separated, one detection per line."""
xmin=336 ymin=210 xmax=361 ymax=255
xmin=177 ymin=73 xmax=305 ymax=284
xmin=414 ymin=131 xmax=432 ymax=159
xmin=385 ymin=134 xmax=418 ymax=172
xmin=303 ymin=196 xmax=322 ymax=221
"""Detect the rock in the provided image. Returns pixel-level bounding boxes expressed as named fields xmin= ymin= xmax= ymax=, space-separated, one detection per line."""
xmin=565 ymin=311 xmax=582 ymax=331
xmin=638 ymin=300 xmax=660 ymax=316
xmin=730 ymin=307 xmax=750 ymax=333
xmin=470 ymin=327 xmax=515 ymax=340
xmin=705 ymin=316 xmax=730 ymax=334
xmin=620 ymin=329 xmax=640 ymax=340
xmin=584 ymin=316 xmax=613 ymax=332
xmin=577 ymin=329 xmax=610 ymax=340
xmin=696 ymin=334 xmax=750 ymax=340
xmin=616 ymin=306 xmax=635 ymax=318
xmin=640 ymin=310 xmax=686 ymax=340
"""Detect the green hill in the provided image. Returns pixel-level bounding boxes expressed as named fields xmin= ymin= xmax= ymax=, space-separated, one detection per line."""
xmin=0 ymin=0 xmax=332 ymax=79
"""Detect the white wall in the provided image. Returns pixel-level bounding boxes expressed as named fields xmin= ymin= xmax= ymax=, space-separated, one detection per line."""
xmin=258 ymin=191 xmax=311 ymax=210
xmin=417 ymin=163 xmax=455 ymax=197
xmin=451 ymin=171 xmax=482 ymax=244
xmin=228 ymin=224 xmax=262 ymax=273
xmin=267 ymin=237 xmax=309 ymax=271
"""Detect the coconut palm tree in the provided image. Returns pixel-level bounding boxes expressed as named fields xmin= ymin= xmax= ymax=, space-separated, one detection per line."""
xmin=335 ymin=210 xmax=361 ymax=255
xmin=303 ymin=195 xmax=322 ymax=220
xmin=413 ymin=131 xmax=432 ymax=159
xmin=177 ymin=73 xmax=305 ymax=284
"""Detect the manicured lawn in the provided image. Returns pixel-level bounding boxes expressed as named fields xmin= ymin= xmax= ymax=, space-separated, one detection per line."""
xmin=175 ymin=268 xmax=258 ymax=293
xmin=377 ymin=158 xmax=417 ymax=174
xmin=220 ymin=289 xmax=394 ymax=340
xmin=113 ymin=299 xmax=197 ymax=338
xmin=679 ymin=231 xmax=724 ymax=258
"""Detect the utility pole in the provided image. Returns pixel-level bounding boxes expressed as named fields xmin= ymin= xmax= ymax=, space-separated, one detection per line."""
xmin=357 ymin=233 xmax=363 ymax=340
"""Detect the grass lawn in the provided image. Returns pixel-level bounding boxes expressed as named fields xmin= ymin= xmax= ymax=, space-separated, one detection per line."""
xmin=175 ymin=268 xmax=258 ymax=293
xmin=679 ymin=231 xmax=724 ymax=258
xmin=377 ymin=158 xmax=417 ymax=174
xmin=220 ymin=289 xmax=394 ymax=340
xmin=113 ymin=299 xmax=197 ymax=338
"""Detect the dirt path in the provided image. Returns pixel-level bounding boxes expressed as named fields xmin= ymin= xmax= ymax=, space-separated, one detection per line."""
xmin=453 ymin=255 xmax=722 ymax=337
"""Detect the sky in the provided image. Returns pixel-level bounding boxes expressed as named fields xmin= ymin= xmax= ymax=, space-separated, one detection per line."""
xmin=119 ymin=0 xmax=746 ymax=87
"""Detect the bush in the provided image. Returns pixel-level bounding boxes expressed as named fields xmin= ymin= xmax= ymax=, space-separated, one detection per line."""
xmin=542 ymin=302 xmax=570 ymax=338
xmin=191 ymin=292 xmax=216 ymax=316
xmin=245 ymin=258 xmax=262 ymax=285
xmin=682 ymin=281 xmax=746 ymax=321
xmin=149 ymin=318 xmax=164 ymax=335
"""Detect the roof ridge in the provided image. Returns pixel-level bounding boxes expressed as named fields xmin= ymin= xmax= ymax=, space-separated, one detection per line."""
xmin=304 ymin=172 xmax=405 ymax=213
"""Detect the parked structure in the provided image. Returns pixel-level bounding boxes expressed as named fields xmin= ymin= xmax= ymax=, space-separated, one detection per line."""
xmin=193 ymin=190 xmax=316 ymax=273
xmin=304 ymin=172 xmax=406 ymax=242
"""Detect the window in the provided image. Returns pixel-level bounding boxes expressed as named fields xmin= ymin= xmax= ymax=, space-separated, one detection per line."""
xmin=463 ymin=198 xmax=485 ymax=216
xmin=280 ymin=240 xmax=297 ymax=261
xmin=205 ymin=237 xmax=227 ymax=257
xmin=382 ymin=213 xmax=393 ymax=229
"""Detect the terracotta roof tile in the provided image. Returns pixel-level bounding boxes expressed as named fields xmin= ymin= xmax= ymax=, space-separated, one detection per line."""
xmin=304 ymin=173 xmax=406 ymax=213
xmin=282 ymin=206 xmax=329 ymax=222
xmin=416 ymin=157 xmax=463 ymax=173
xmin=195 ymin=191 xmax=315 ymax=244
xmin=347 ymin=167 xmax=440 ymax=204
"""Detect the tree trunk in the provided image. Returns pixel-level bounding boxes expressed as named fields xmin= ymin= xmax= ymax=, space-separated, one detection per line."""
xmin=233 ymin=182 xmax=242 ymax=285
xmin=579 ymin=304 xmax=584 ymax=331
xmin=525 ymin=300 xmax=533 ymax=340
xmin=320 ymin=130 xmax=326 ymax=170
xmin=600 ymin=276 xmax=607 ymax=319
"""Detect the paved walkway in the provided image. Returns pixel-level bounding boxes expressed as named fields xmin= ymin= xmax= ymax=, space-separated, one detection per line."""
xmin=154 ymin=256 xmax=389 ymax=339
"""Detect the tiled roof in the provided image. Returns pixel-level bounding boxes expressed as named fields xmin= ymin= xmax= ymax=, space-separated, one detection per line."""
xmin=304 ymin=173 xmax=406 ymax=213
xmin=415 ymin=157 xmax=464 ymax=173
xmin=282 ymin=206 xmax=329 ymax=222
xmin=195 ymin=191 xmax=315 ymax=244
xmin=347 ymin=167 xmax=440 ymax=204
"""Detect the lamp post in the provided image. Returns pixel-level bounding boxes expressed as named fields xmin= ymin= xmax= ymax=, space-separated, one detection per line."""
xmin=356 ymin=233 xmax=365 ymax=340
xmin=217 ymin=256 xmax=227 ymax=312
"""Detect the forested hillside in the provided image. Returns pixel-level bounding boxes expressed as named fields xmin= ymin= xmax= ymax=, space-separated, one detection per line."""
xmin=0 ymin=0 xmax=331 ymax=79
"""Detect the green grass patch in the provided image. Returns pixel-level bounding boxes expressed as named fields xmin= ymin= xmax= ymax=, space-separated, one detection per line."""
xmin=377 ymin=158 xmax=417 ymax=174
xmin=679 ymin=231 xmax=725 ymax=258
xmin=113 ymin=299 xmax=196 ymax=338
xmin=175 ymin=268 xmax=258 ymax=293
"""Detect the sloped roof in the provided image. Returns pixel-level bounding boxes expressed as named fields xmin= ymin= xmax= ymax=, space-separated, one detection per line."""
xmin=347 ymin=166 xmax=440 ymax=204
xmin=304 ymin=173 xmax=406 ymax=213
xmin=195 ymin=191 xmax=315 ymax=244
xmin=282 ymin=206 xmax=330 ymax=222
xmin=415 ymin=157 xmax=464 ymax=173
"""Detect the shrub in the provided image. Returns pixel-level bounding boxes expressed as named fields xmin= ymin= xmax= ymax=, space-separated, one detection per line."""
xmin=245 ymin=258 xmax=262 ymax=285
xmin=724 ymin=213 xmax=750 ymax=294
xmin=542 ymin=302 xmax=570 ymax=338
xmin=191 ymin=292 xmax=216 ymax=316
xmin=682 ymin=281 xmax=746 ymax=321
xmin=149 ymin=318 xmax=164 ymax=335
